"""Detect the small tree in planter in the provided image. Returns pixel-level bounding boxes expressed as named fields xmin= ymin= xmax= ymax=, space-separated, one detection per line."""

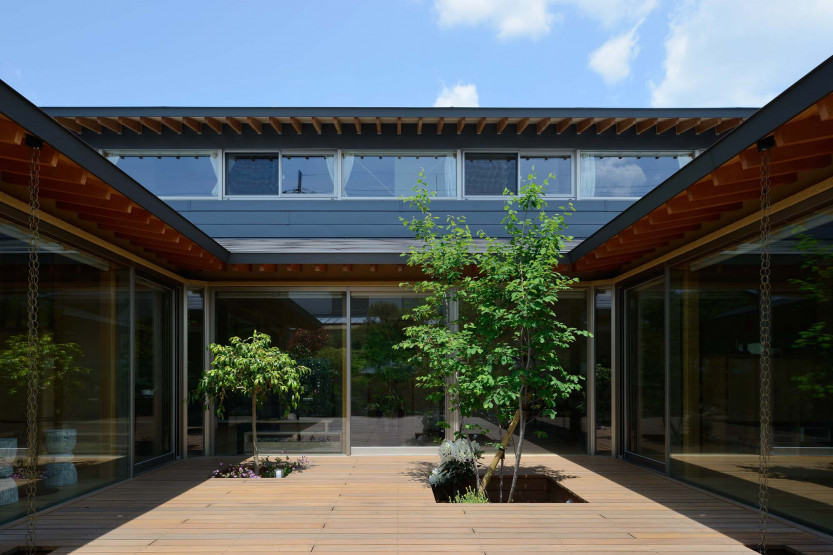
xmin=398 ymin=172 xmax=587 ymax=502
xmin=196 ymin=331 xmax=309 ymax=473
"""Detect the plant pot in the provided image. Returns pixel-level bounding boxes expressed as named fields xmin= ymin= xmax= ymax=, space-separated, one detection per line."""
xmin=43 ymin=429 xmax=77 ymax=488
xmin=0 ymin=438 xmax=17 ymax=506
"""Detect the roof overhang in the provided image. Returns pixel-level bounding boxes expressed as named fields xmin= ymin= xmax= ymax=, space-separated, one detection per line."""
xmin=566 ymin=55 xmax=833 ymax=279
xmin=0 ymin=79 xmax=230 ymax=276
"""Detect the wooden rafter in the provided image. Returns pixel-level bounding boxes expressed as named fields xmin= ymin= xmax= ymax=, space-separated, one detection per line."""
xmin=225 ymin=117 xmax=243 ymax=134
xmin=715 ymin=117 xmax=743 ymax=134
xmin=311 ymin=117 xmax=322 ymax=134
xmin=98 ymin=117 xmax=122 ymax=133
xmin=635 ymin=118 xmax=657 ymax=134
xmin=616 ymin=118 xmax=636 ymax=134
xmin=517 ymin=118 xmax=530 ymax=134
xmin=204 ymin=117 xmax=223 ymax=134
xmin=354 ymin=117 xmax=362 ymax=134
xmin=55 ymin=117 xmax=81 ymax=133
xmin=396 ymin=117 xmax=402 ymax=135
xmin=695 ymin=118 xmax=719 ymax=134
xmin=332 ymin=117 xmax=342 ymax=134
xmin=676 ymin=118 xmax=700 ymax=135
xmin=269 ymin=117 xmax=282 ymax=134
xmin=161 ymin=117 xmax=182 ymax=134
xmin=182 ymin=117 xmax=202 ymax=134
xmin=712 ymin=154 xmax=830 ymax=186
xmin=437 ymin=117 xmax=444 ymax=134
xmin=476 ymin=118 xmax=486 ymax=134
xmin=375 ymin=117 xmax=382 ymax=135
xmin=817 ymin=95 xmax=833 ymax=120
xmin=457 ymin=117 xmax=466 ymax=134
xmin=77 ymin=117 xmax=102 ymax=133
xmin=740 ymin=137 xmax=833 ymax=169
xmin=656 ymin=118 xmax=678 ymax=134
xmin=496 ymin=117 xmax=508 ymax=134
xmin=575 ymin=118 xmax=594 ymax=134
xmin=537 ymin=118 xmax=551 ymax=134
xmin=774 ymin=115 xmax=833 ymax=146
xmin=290 ymin=117 xmax=303 ymax=134
xmin=595 ymin=118 xmax=615 ymax=134
xmin=417 ymin=117 xmax=423 ymax=134
xmin=247 ymin=117 xmax=263 ymax=134
xmin=557 ymin=118 xmax=572 ymax=134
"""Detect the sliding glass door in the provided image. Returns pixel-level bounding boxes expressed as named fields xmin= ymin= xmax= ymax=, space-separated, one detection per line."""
xmin=134 ymin=279 xmax=175 ymax=471
xmin=625 ymin=279 xmax=666 ymax=468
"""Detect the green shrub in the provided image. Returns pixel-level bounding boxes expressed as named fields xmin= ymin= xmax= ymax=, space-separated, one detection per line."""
xmin=452 ymin=487 xmax=489 ymax=504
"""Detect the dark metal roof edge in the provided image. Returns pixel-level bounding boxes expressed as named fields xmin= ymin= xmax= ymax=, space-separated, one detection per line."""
xmin=228 ymin=252 xmax=407 ymax=265
xmin=41 ymin=106 xmax=758 ymax=119
xmin=565 ymin=54 xmax=833 ymax=265
xmin=0 ymin=79 xmax=230 ymax=264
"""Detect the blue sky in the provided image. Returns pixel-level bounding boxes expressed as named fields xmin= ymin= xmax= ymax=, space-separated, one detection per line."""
xmin=1 ymin=0 xmax=832 ymax=108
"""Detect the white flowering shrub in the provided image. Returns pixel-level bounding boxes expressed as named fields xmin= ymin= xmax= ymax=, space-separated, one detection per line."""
xmin=428 ymin=438 xmax=482 ymax=488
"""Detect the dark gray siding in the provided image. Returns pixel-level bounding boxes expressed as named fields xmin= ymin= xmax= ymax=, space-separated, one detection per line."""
xmin=165 ymin=199 xmax=631 ymax=240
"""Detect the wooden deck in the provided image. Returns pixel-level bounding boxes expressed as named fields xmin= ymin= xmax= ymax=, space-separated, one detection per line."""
xmin=1 ymin=455 xmax=832 ymax=554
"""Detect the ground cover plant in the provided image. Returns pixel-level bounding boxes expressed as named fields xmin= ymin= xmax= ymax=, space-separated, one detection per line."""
xmin=397 ymin=171 xmax=587 ymax=502
xmin=211 ymin=455 xmax=311 ymax=478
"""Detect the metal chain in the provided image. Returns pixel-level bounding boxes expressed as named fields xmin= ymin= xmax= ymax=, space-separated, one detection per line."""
xmin=25 ymin=144 xmax=41 ymax=554
xmin=757 ymin=147 xmax=773 ymax=555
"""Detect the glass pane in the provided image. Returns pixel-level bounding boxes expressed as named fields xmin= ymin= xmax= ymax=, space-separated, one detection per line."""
xmin=465 ymin=152 xmax=518 ymax=196
xmin=520 ymin=155 xmax=572 ymax=196
xmin=281 ymin=154 xmax=335 ymax=195
xmin=350 ymin=294 xmax=444 ymax=447
xmin=580 ymin=154 xmax=692 ymax=198
xmin=0 ymin=222 xmax=130 ymax=525
xmin=343 ymin=153 xmax=456 ymax=197
xmin=226 ymin=154 xmax=280 ymax=196
xmin=214 ymin=292 xmax=346 ymax=454
xmin=108 ymin=152 xmax=219 ymax=197
xmin=626 ymin=279 xmax=665 ymax=463
xmin=595 ymin=289 xmax=612 ymax=454
xmin=134 ymin=281 xmax=174 ymax=467
xmin=186 ymin=289 xmax=205 ymax=456
xmin=669 ymin=208 xmax=833 ymax=535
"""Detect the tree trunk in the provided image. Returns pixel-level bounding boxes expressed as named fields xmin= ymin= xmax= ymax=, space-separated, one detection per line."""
xmin=508 ymin=395 xmax=525 ymax=503
xmin=479 ymin=409 xmax=520 ymax=495
xmin=251 ymin=395 xmax=259 ymax=474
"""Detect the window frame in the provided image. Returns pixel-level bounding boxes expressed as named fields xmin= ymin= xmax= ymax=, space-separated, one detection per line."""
xmin=339 ymin=149 xmax=459 ymax=200
xmin=102 ymin=149 xmax=223 ymax=200
xmin=576 ymin=150 xmax=694 ymax=201
xmin=223 ymin=150 xmax=282 ymax=200
xmin=463 ymin=150 xmax=575 ymax=199
xmin=278 ymin=150 xmax=339 ymax=199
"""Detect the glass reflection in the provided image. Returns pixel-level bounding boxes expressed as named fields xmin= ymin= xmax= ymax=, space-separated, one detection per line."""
xmin=343 ymin=152 xmax=456 ymax=198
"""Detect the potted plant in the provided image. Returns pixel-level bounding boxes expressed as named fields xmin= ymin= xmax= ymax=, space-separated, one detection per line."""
xmin=194 ymin=331 xmax=309 ymax=473
xmin=0 ymin=333 xmax=90 ymax=487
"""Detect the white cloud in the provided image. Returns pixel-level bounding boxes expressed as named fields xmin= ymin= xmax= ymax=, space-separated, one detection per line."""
xmin=651 ymin=0 xmax=833 ymax=107
xmin=434 ymin=0 xmax=560 ymax=40
xmin=434 ymin=82 xmax=480 ymax=107
xmin=588 ymin=24 xmax=641 ymax=84
xmin=566 ymin=0 xmax=657 ymax=29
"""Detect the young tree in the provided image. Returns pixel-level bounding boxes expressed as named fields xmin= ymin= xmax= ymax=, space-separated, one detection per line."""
xmin=397 ymin=172 xmax=588 ymax=502
xmin=196 ymin=331 xmax=309 ymax=472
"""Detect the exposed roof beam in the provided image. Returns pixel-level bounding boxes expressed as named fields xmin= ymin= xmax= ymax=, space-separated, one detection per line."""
xmin=140 ymin=117 xmax=162 ymax=134
xmin=676 ymin=118 xmax=700 ymax=135
xmin=97 ymin=117 xmax=122 ymax=133
xmin=437 ymin=117 xmax=444 ymax=134
xmin=517 ymin=118 xmax=530 ymax=134
xmin=225 ymin=117 xmax=243 ymax=134
xmin=595 ymin=118 xmax=615 ymax=134
xmin=694 ymin=118 xmax=719 ymax=134
xmin=269 ymin=117 xmax=282 ymax=134
xmin=117 ymin=117 xmax=142 ymax=134
xmin=397 ymin=117 xmax=402 ymax=135
xmin=182 ymin=117 xmax=202 ymax=134
xmin=616 ymin=118 xmax=636 ymax=134
xmin=161 ymin=117 xmax=182 ymax=134
xmin=354 ymin=117 xmax=362 ymax=134
xmin=476 ymin=118 xmax=486 ymax=134
xmin=818 ymin=96 xmax=833 ymax=120
xmin=204 ymin=117 xmax=223 ymax=134
xmin=635 ymin=118 xmax=657 ymax=134
xmin=457 ymin=117 xmax=466 ymax=134
xmin=556 ymin=118 xmax=572 ymax=134
xmin=375 ymin=117 xmax=382 ymax=134
xmin=332 ymin=117 xmax=342 ymax=134
xmin=715 ymin=117 xmax=743 ymax=134
xmin=575 ymin=118 xmax=594 ymax=134
xmin=536 ymin=118 xmax=551 ymax=134
xmin=774 ymin=115 xmax=833 ymax=146
xmin=496 ymin=117 xmax=508 ymax=134
xmin=656 ymin=118 xmax=679 ymax=134
xmin=246 ymin=117 xmax=263 ymax=134
xmin=290 ymin=117 xmax=303 ymax=134
xmin=77 ymin=117 xmax=102 ymax=133
xmin=55 ymin=117 xmax=81 ymax=133
xmin=417 ymin=117 xmax=423 ymax=134
xmin=311 ymin=117 xmax=322 ymax=134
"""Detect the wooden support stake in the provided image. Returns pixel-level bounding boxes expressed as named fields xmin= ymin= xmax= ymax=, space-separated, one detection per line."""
xmin=479 ymin=409 xmax=520 ymax=495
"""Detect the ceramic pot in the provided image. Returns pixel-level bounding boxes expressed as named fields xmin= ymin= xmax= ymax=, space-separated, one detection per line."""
xmin=43 ymin=429 xmax=78 ymax=487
